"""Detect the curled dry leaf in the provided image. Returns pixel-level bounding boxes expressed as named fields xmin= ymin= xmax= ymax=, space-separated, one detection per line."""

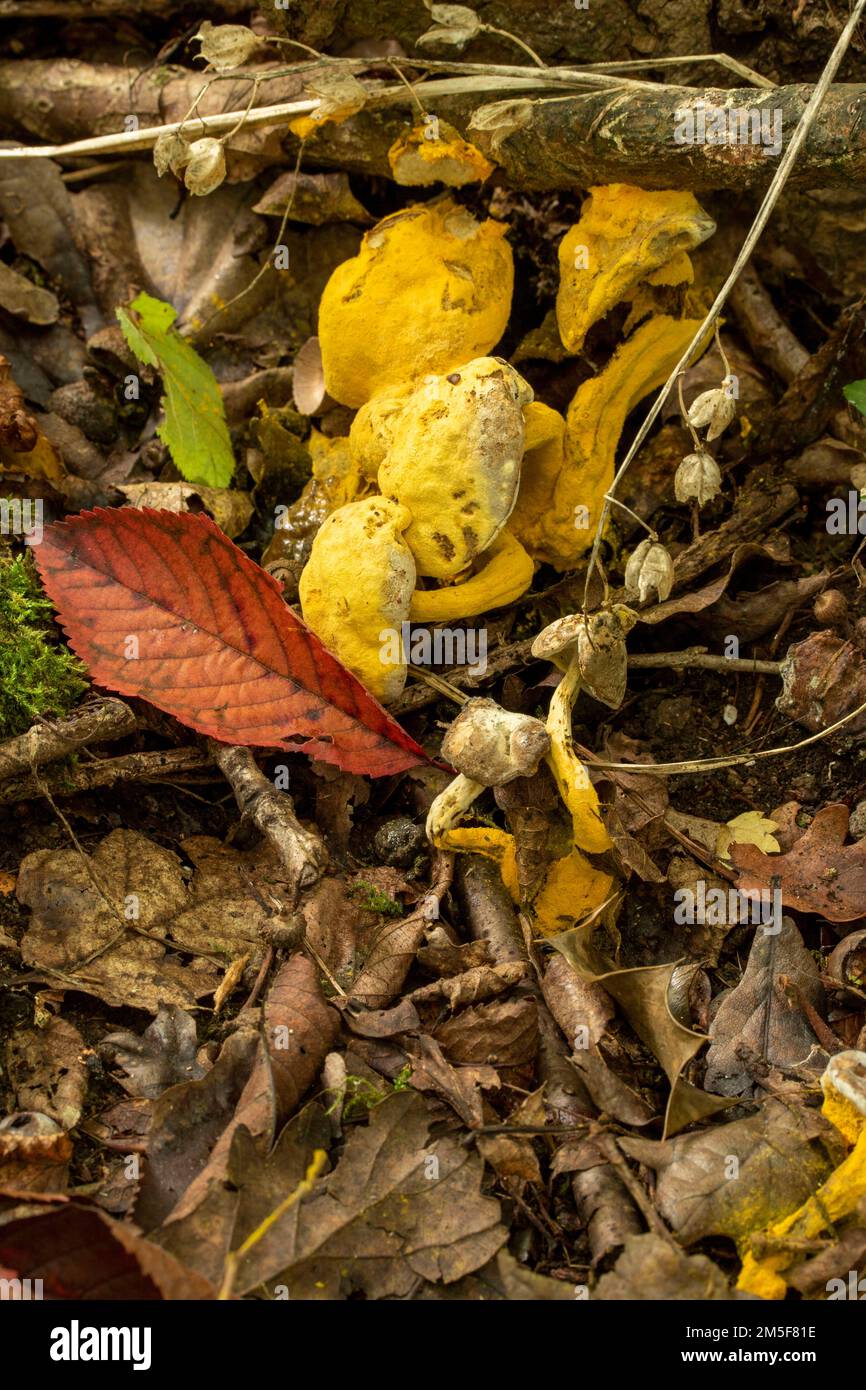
xmin=0 ymin=1120 xmax=71 ymax=1193
xmin=221 ymin=952 xmax=340 ymax=1155
xmin=104 ymin=1005 xmax=206 ymax=1101
xmin=594 ymin=1233 xmax=731 ymax=1300
xmin=777 ymin=630 xmax=866 ymax=734
xmin=252 ymin=172 xmax=372 ymax=227
xmin=0 ymin=1205 xmax=216 ymax=1299
xmin=134 ymin=1027 xmax=259 ymax=1231
xmin=732 ymin=803 xmax=866 ymax=922
xmin=552 ymin=925 xmax=735 ymax=1137
xmin=34 ymin=508 xmax=428 ymax=773
xmin=433 ymin=996 xmax=538 ymax=1069
xmin=400 ymin=1033 xmax=493 ymax=1128
xmin=16 ymin=829 xmax=222 ymax=1013
xmin=622 ymin=1097 xmax=844 ymax=1248
xmin=704 ymin=917 xmax=828 ymax=1098
xmin=6 ymin=1018 xmax=87 ymax=1130
xmin=118 ymin=482 xmax=253 ymax=539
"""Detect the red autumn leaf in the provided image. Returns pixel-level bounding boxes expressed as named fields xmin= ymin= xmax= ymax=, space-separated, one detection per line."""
xmin=34 ymin=507 xmax=428 ymax=776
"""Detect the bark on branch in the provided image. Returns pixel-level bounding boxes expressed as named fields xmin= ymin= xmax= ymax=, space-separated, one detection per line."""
xmin=0 ymin=60 xmax=865 ymax=192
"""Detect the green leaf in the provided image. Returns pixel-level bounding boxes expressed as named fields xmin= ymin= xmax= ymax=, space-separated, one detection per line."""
xmin=116 ymin=291 xmax=234 ymax=487
xmin=843 ymin=379 xmax=866 ymax=419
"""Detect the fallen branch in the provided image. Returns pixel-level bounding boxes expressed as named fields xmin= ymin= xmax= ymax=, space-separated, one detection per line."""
xmin=0 ymin=56 xmax=865 ymax=192
xmin=208 ymin=741 xmax=328 ymax=893
xmin=0 ymin=745 xmax=213 ymax=804
xmin=0 ymin=697 xmax=136 ymax=781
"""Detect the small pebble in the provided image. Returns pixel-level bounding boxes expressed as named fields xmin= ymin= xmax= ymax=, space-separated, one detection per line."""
xmin=723 ymin=704 xmax=738 ymax=725
xmin=849 ymin=800 xmax=866 ymax=839
xmin=372 ymin=817 xmax=426 ymax=867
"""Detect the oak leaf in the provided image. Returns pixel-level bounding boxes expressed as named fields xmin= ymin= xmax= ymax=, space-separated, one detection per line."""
xmin=731 ymin=803 xmax=866 ymax=922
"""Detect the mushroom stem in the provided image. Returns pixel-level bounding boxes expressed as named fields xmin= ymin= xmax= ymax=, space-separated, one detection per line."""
xmin=546 ymin=658 xmax=612 ymax=853
xmin=426 ymin=773 xmax=486 ymax=843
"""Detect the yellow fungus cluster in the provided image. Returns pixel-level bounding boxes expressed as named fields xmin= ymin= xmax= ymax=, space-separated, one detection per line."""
xmin=292 ymin=185 xmax=715 ymax=703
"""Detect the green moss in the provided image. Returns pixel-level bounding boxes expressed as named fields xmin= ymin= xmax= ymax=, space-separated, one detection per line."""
xmin=350 ymin=879 xmax=403 ymax=917
xmin=0 ymin=548 xmax=87 ymax=738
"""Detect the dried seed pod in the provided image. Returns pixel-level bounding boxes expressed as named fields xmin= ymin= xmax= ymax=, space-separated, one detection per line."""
xmin=153 ymin=130 xmax=191 ymax=178
xmin=812 ymin=588 xmax=848 ymax=630
xmin=686 ymin=379 xmax=737 ymax=441
xmin=183 ymin=138 xmax=227 ymax=196
xmin=674 ymin=450 xmax=722 ymax=506
xmin=624 ymin=538 xmax=674 ymax=604
xmin=194 ymin=21 xmax=260 ymax=71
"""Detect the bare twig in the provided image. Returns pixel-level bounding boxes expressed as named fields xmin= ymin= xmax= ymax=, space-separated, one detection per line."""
xmin=0 ymin=697 xmax=136 ymax=781
xmin=209 ymin=742 xmax=327 ymax=894
xmin=0 ymin=746 xmax=213 ymax=804
xmin=588 ymin=696 xmax=866 ymax=776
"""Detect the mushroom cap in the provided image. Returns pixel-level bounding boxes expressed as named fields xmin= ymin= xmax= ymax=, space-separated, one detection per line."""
xmin=298 ymin=495 xmax=415 ymax=703
xmin=378 ymin=357 xmax=533 ymax=579
xmin=318 ymin=199 xmax=514 ymax=408
xmin=440 ymin=697 xmax=550 ymax=786
xmin=556 ymin=184 xmax=716 ymax=353
xmin=292 ymin=337 xmax=332 ymax=417
xmin=530 ymin=612 xmax=583 ymax=668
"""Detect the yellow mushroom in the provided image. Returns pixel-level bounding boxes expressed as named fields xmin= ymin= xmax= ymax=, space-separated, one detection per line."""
xmin=298 ymin=495 xmax=415 ymax=703
xmin=348 ymin=385 xmax=416 ymax=480
xmin=508 ymin=401 xmax=567 ymax=555
xmin=737 ymin=1050 xmax=866 ymax=1300
xmin=530 ymin=612 xmax=625 ymax=854
xmin=426 ymin=699 xmax=550 ymax=841
xmin=318 ymin=199 xmax=514 ymax=408
xmin=260 ymin=430 xmax=370 ymax=592
xmin=436 ymin=827 xmax=614 ymax=937
xmin=409 ymin=529 xmax=534 ymax=623
xmin=387 ymin=119 xmax=494 ymax=187
xmin=378 ymin=356 xmax=533 ymax=579
xmin=513 ymin=314 xmax=708 ymax=569
xmin=556 ymin=184 xmax=716 ymax=353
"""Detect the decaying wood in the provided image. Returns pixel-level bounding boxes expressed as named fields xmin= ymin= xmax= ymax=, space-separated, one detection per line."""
xmin=209 ymin=741 xmax=328 ymax=893
xmin=1 ymin=58 xmax=866 ymax=193
xmin=468 ymin=84 xmax=866 ymax=192
xmin=729 ymin=262 xmax=810 ymax=385
xmin=0 ymin=746 xmax=214 ymax=804
xmin=0 ymin=696 xmax=136 ymax=781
